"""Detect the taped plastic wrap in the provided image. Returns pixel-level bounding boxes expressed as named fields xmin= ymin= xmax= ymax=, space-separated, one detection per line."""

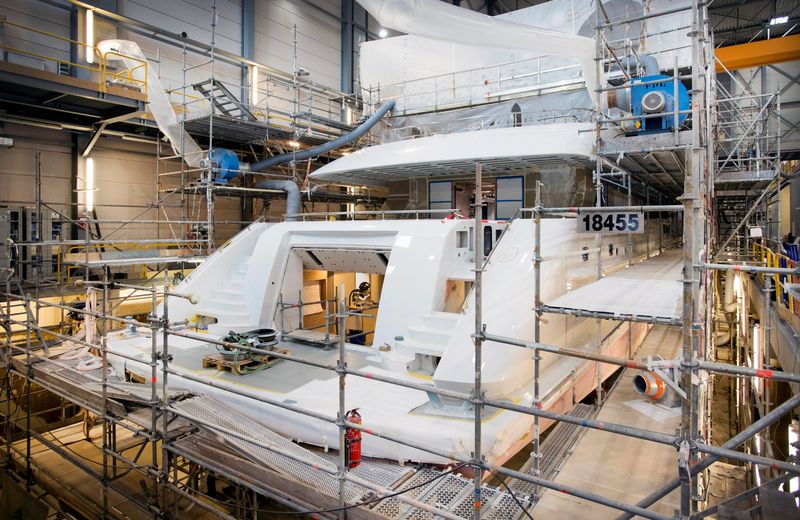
xmin=384 ymin=90 xmax=593 ymax=142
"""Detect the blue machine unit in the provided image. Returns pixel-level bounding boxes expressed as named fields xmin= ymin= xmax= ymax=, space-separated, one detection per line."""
xmin=629 ymin=74 xmax=690 ymax=134
xmin=208 ymin=148 xmax=240 ymax=184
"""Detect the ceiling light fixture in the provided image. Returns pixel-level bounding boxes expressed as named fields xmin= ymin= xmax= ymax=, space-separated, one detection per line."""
xmin=85 ymin=10 xmax=95 ymax=63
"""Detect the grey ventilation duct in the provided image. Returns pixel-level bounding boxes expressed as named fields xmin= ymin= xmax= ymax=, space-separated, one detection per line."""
xmin=250 ymin=99 xmax=395 ymax=172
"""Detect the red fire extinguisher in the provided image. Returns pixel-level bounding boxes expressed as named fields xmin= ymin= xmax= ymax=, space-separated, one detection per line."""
xmin=344 ymin=409 xmax=362 ymax=469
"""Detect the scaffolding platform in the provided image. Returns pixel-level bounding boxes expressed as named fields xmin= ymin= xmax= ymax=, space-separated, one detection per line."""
xmin=61 ymin=255 xmax=206 ymax=268
xmin=182 ymin=113 xmax=345 ymax=148
xmin=8 ymin=345 xmax=529 ymax=519
xmin=543 ymin=251 xmax=683 ymax=325
xmin=533 ymin=325 xmax=683 ymax=519
xmin=283 ymin=329 xmax=340 ymax=348
xmin=9 ymin=346 xmax=191 ymax=422
xmin=9 ymin=421 xmax=215 ymax=520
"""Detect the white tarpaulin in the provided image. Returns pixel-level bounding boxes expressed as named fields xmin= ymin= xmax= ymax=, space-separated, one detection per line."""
xmin=359 ymin=0 xmax=692 ymax=112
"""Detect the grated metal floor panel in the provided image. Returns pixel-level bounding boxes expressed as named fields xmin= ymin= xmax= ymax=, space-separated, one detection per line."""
xmin=508 ymin=403 xmax=597 ymax=499
xmin=315 ymin=449 xmax=416 ymax=490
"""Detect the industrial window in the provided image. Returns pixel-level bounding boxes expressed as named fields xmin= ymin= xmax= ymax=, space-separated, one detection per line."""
xmin=495 ymin=176 xmax=524 ymax=220
xmin=429 ymin=180 xmax=453 ymax=213
xmin=511 ymin=102 xmax=522 ymax=127
xmin=484 ymin=226 xmax=493 ymax=256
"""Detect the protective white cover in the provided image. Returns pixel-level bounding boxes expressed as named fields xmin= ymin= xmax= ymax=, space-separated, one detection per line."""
xmin=357 ymin=0 xmax=598 ymax=105
xmin=97 ymin=40 xmax=204 ymax=168
xmin=359 ymin=0 xmax=692 ymax=112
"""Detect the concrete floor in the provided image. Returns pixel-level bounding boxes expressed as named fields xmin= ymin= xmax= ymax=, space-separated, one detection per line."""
xmin=535 ymin=325 xmax=683 ymax=519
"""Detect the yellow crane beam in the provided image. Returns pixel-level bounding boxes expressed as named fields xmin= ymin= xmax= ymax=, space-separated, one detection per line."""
xmin=715 ymin=34 xmax=800 ymax=72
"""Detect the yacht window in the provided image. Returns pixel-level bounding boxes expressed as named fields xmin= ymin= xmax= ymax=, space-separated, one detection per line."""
xmin=457 ymin=230 xmax=469 ymax=248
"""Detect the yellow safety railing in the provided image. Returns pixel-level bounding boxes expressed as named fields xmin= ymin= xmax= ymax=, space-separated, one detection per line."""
xmin=0 ymin=19 xmax=148 ymax=96
xmin=752 ymin=242 xmax=799 ymax=317
xmin=101 ymin=49 xmax=147 ymax=91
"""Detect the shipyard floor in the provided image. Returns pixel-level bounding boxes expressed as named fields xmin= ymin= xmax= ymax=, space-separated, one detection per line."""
xmin=536 ymin=324 xmax=682 ymax=518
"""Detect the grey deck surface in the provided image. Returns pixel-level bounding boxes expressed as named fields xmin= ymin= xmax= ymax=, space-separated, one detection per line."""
xmin=546 ymin=251 xmax=683 ymax=322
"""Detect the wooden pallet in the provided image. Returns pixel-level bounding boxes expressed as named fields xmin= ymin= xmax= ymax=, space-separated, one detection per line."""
xmin=202 ymin=348 xmax=289 ymax=375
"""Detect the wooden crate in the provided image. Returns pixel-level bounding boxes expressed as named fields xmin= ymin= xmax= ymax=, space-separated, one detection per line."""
xmin=201 ymin=348 xmax=289 ymax=375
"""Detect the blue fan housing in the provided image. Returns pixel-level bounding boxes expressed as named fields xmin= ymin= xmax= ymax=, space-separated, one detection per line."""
xmin=630 ymin=74 xmax=690 ymax=133
xmin=208 ymin=148 xmax=240 ymax=184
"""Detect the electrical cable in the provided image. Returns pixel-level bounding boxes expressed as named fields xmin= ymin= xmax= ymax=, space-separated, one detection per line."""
xmin=489 ymin=471 xmax=535 ymax=520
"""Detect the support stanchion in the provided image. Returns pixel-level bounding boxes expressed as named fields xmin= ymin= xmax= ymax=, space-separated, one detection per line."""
xmin=472 ymin=162 xmax=484 ymax=519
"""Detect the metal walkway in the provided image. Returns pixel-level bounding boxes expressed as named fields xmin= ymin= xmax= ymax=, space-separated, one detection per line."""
xmin=10 ymin=347 xmax=529 ymax=519
xmin=508 ymin=403 xmax=596 ymax=500
xmin=172 ymin=395 xmax=528 ymax=519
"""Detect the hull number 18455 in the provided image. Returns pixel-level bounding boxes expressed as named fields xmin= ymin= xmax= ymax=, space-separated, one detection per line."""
xmin=578 ymin=212 xmax=644 ymax=234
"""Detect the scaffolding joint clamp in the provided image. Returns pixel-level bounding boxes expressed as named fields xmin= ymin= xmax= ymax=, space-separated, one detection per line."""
xmin=469 ymin=388 xmax=486 ymax=404
xmin=680 ymin=356 xmax=700 ymax=371
xmin=470 ymin=330 xmax=486 ymax=342
xmin=677 ymin=439 xmax=691 ymax=478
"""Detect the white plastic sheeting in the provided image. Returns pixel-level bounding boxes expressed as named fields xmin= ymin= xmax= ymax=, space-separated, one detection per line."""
xmin=97 ymin=40 xmax=204 ymax=168
xmin=357 ymin=0 xmax=598 ymax=105
xmin=545 ymin=251 xmax=683 ymax=322
xmin=359 ymin=0 xmax=692 ymax=114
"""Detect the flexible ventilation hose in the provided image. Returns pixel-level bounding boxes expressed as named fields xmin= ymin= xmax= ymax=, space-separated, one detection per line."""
xmin=250 ymin=99 xmax=395 ymax=172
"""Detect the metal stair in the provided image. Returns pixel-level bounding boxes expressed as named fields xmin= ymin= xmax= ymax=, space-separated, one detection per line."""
xmin=192 ymin=78 xmax=256 ymax=121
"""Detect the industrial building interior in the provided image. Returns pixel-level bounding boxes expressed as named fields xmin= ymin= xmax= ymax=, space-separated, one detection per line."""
xmin=1 ymin=0 xmax=800 ymax=518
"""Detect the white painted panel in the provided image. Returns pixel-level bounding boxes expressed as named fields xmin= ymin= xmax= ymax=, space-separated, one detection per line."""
xmin=119 ymin=0 xmax=243 ymax=94
xmin=1 ymin=1 xmax=71 ymax=73
xmin=253 ymin=0 xmax=341 ymax=89
xmin=0 ymin=125 xmax=71 ymax=209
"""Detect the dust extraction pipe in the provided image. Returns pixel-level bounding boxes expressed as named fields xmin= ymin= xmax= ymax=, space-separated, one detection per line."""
xmin=611 ymin=55 xmax=660 ymax=77
xmin=250 ymin=99 xmax=394 ymax=220
xmin=254 ymin=180 xmax=302 ymax=221
xmin=355 ymin=0 xmax=598 ymax=105
xmin=250 ymin=99 xmax=396 ymax=172
xmin=253 ymin=183 xmax=326 ymax=222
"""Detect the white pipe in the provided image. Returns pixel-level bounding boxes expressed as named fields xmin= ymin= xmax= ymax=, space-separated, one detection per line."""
xmin=357 ymin=0 xmax=598 ymax=105
xmin=97 ymin=40 xmax=204 ymax=168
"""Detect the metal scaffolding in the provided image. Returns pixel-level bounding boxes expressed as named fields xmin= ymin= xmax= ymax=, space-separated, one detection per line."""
xmin=1 ymin=1 xmax=799 ymax=520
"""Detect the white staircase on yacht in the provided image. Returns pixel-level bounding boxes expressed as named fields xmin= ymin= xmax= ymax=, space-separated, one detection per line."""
xmin=396 ymin=311 xmax=461 ymax=356
xmin=195 ymin=255 xmax=253 ymax=335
